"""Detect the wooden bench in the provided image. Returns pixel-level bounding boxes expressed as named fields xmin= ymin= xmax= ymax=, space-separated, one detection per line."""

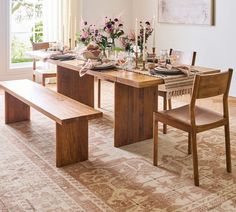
xmin=0 ymin=80 xmax=102 ymax=167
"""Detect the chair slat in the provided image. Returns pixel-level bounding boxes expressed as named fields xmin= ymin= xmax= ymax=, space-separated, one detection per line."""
xmin=195 ymin=71 xmax=232 ymax=99
xmin=32 ymin=42 xmax=50 ymax=51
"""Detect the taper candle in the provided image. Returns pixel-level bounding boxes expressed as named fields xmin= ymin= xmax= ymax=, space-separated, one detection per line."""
xmin=142 ymin=27 xmax=146 ymax=61
xmin=135 ymin=18 xmax=138 ymax=52
xmin=152 ymin=16 xmax=156 ymax=48
xmin=62 ymin=25 xmax=65 ymax=45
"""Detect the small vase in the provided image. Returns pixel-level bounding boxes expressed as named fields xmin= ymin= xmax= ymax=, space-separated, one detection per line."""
xmin=102 ymin=49 xmax=107 ymax=58
xmin=108 ymin=38 xmax=116 ymax=51
xmin=111 ymin=38 xmax=115 ymax=50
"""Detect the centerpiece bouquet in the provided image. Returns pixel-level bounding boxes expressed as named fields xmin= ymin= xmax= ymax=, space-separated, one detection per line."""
xmin=103 ymin=17 xmax=124 ymax=48
xmin=119 ymin=32 xmax=135 ymax=52
xmin=77 ymin=21 xmax=94 ymax=46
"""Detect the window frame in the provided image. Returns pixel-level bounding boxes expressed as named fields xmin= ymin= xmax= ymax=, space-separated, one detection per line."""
xmin=9 ymin=0 xmax=44 ymax=71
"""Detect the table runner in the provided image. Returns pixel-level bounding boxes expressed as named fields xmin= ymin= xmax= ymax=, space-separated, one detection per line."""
xmin=128 ymin=68 xmax=197 ymax=99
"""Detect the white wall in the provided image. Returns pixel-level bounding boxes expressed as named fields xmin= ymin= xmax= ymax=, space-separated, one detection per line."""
xmin=132 ymin=0 xmax=236 ymax=96
xmin=81 ymin=0 xmax=133 ymax=33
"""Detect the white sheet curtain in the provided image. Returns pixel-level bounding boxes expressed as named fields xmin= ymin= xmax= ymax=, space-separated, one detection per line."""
xmin=43 ymin=0 xmax=80 ymax=47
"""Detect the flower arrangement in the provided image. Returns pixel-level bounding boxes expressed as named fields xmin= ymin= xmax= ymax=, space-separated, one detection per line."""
xmin=92 ymin=29 xmax=108 ymax=51
xmin=119 ymin=32 xmax=135 ymax=52
xmin=77 ymin=18 xmax=153 ymax=55
xmin=77 ymin=17 xmax=124 ymax=50
xmin=77 ymin=21 xmax=95 ymax=46
xmin=103 ymin=17 xmax=125 ymax=46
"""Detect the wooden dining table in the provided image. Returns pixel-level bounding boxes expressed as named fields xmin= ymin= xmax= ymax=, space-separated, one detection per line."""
xmin=27 ymin=51 xmax=220 ymax=147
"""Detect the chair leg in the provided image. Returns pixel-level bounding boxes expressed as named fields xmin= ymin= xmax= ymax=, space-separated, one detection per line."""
xmin=188 ymin=133 xmax=192 ymax=155
xmin=33 ymin=74 xmax=36 ymax=82
xmin=42 ymin=76 xmax=46 ymax=86
xmin=191 ymin=132 xmax=199 ymax=186
xmin=153 ymin=118 xmax=159 ymax=166
xmin=168 ymin=99 xmax=172 ymax=110
xmin=163 ymin=95 xmax=167 ymax=134
xmin=98 ymin=79 xmax=101 ymax=108
xmin=224 ymin=123 xmax=232 ymax=173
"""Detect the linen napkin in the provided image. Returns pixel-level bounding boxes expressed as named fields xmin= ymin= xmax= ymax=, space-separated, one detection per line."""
xmin=79 ymin=59 xmax=94 ymax=77
xmin=79 ymin=60 xmax=102 ymax=77
xmin=166 ymin=64 xmax=190 ymax=76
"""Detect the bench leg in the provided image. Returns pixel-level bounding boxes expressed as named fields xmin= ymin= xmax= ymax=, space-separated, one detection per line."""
xmin=5 ymin=92 xmax=30 ymax=124
xmin=56 ymin=119 xmax=88 ymax=167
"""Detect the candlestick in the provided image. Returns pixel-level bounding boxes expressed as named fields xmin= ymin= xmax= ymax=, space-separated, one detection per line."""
xmin=70 ymin=15 xmax=72 ymax=45
xmin=135 ymin=18 xmax=138 ymax=52
xmin=152 ymin=47 xmax=156 ymax=63
xmin=73 ymin=16 xmax=77 ymax=48
xmin=69 ymin=38 xmax=72 ymax=50
xmin=141 ymin=60 xmax=147 ymax=71
xmin=135 ymin=52 xmax=139 ymax=69
xmin=152 ymin=16 xmax=156 ymax=48
xmin=142 ymin=27 xmax=146 ymax=61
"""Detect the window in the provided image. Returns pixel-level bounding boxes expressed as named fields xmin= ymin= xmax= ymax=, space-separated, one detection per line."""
xmin=10 ymin=0 xmax=44 ymax=68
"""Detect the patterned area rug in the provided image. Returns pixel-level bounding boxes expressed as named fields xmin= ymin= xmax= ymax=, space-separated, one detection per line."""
xmin=0 ymin=82 xmax=236 ymax=211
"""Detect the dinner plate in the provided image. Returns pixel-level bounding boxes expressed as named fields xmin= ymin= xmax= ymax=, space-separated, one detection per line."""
xmin=91 ymin=63 xmax=116 ymax=71
xmin=154 ymin=67 xmax=183 ymax=75
xmin=50 ymin=54 xmax=75 ymax=61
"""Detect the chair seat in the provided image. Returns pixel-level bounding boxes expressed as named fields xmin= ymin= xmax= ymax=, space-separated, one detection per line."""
xmin=156 ymin=105 xmax=226 ymax=132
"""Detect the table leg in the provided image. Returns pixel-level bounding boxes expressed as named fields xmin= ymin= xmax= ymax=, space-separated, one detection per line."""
xmin=5 ymin=92 xmax=30 ymax=124
xmin=114 ymin=83 xmax=158 ymax=147
xmin=57 ymin=66 xmax=94 ymax=107
xmin=56 ymin=118 xmax=88 ymax=167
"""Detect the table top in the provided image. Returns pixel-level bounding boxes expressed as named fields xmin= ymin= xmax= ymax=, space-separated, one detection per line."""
xmin=27 ymin=51 xmax=220 ymax=88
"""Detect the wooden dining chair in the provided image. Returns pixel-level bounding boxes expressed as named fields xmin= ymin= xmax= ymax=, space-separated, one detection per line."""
xmin=159 ymin=49 xmax=197 ymax=134
xmin=32 ymin=42 xmax=57 ymax=86
xmin=153 ymin=69 xmax=233 ymax=186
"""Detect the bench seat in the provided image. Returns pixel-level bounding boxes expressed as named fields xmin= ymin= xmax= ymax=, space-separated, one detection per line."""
xmin=0 ymin=79 xmax=102 ymax=167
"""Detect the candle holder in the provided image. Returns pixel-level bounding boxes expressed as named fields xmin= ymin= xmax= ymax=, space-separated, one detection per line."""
xmin=69 ymin=38 xmax=72 ymax=50
xmin=152 ymin=47 xmax=156 ymax=55
xmin=152 ymin=47 xmax=156 ymax=63
xmin=135 ymin=52 xmax=139 ymax=69
xmin=141 ymin=60 xmax=148 ymax=71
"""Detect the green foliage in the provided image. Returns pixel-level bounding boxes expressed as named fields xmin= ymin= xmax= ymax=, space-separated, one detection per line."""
xmin=11 ymin=36 xmax=32 ymax=63
xmin=100 ymin=36 xmax=108 ymax=50
xmin=30 ymin=21 xmax=43 ymax=43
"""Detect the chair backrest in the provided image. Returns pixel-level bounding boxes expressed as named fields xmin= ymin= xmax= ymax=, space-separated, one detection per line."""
xmin=32 ymin=42 xmax=50 ymax=51
xmin=32 ymin=42 xmax=50 ymax=70
xmin=191 ymin=69 xmax=233 ymax=100
xmin=190 ymin=69 xmax=233 ymax=124
xmin=170 ymin=49 xmax=197 ymax=66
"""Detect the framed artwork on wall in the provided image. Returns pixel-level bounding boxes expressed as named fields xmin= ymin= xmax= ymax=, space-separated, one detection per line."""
xmin=158 ymin=0 xmax=215 ymax=25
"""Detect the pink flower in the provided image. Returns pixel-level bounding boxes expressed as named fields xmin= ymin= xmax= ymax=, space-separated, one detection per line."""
xmin=82 ymin=31 xmax=89 ymax=39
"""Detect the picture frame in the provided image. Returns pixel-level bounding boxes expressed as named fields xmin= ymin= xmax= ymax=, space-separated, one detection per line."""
xmin=158 ymin=0 xmax=215 ymax=25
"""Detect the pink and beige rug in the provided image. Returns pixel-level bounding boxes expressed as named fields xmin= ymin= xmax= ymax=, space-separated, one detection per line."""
xmin=0 ymin=82 xmax=236 ymax=211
